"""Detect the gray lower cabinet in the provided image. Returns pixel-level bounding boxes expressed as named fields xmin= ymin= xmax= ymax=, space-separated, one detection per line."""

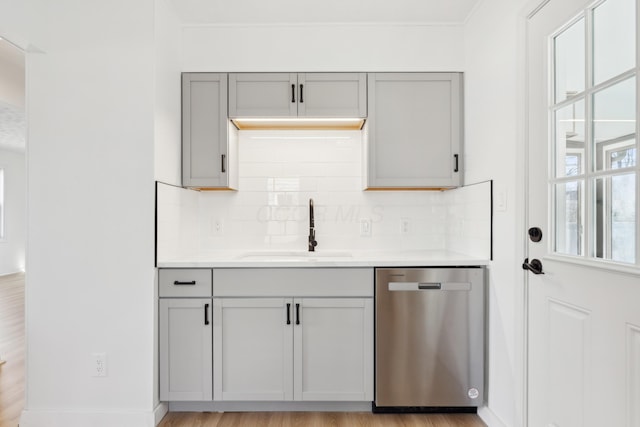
xmin=366 ymin=72 xmax=463 ymax=189
xmin=212 ymin=268 xmax=374 ymax=402
xmin=228 ymin=73 xmax=367 ymax=118
xmin=159 ymin=298 xmax=212 ymax=401
xmin=159 ymin=269 xmax=213 ymax=401
xmin=182 ymin=73 xmax=238 ymax=189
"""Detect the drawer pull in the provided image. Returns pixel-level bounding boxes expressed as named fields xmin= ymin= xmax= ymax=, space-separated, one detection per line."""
xmin=173 ymin=280 xmax=196 ymax=286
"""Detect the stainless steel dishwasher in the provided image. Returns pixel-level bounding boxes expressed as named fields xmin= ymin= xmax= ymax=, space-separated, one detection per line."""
xmin=374 ymin=267 xmax=484 ymax=412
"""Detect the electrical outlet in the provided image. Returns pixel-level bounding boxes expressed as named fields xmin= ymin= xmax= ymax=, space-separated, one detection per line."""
xmin=495 ymin=190 xmax=507 ymax=212
xmin=400 ymin=218 xmax=410 ymax=234
xmin=212 ymin=218 xmax=224 ymax=236
xmin=360 ymin=218 xmax=372 ymax=237
xmin=91 ymin=352 xmax=107 ymax=377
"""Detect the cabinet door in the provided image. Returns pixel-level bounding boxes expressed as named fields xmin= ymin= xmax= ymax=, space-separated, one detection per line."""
xmin=298 ymin=73 xmax=367 ymax=118
xmin=182 ymin=73 xmax=231 ymax=188
xmin=229 ymin=73 xmax=297 ymax=117
xmin=367 ymin=73 xmax=462 ymax=188
xmin=293 ymin=298 xmax=373 ymax=401
xmin=213 ymin=298 xmax=294 ymax=401
xmin=159 ymin=298 xmax=212 ymax=401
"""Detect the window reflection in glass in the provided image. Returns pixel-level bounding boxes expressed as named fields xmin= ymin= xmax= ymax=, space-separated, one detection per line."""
xmin=593 ymin=77 xmax=636 ymax=171
xmin=593 ymin=0 xmax=636 ymax=85
xmin=554 ymin=18 xmax=585 ymax=103
xmin=594 ymin=174 xmax=636 ymax=263
xmin=555 ymin=99 xmax=585 ymax=177
xmin=555 ymin=181 xmax=583 ymax=256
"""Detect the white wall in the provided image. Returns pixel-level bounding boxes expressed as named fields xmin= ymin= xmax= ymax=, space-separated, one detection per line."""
xmin=464 ymin=0 xmax=528 ymax=425
xmin=7 ymin=0 xmax=159 ymax=425
xmin=0 ymin=149 xmax=25 ymax=274
xmin=155 ymin=0 xmax=182 ymax=186
xmin=183 ymin=24 xmax=465 ymax=72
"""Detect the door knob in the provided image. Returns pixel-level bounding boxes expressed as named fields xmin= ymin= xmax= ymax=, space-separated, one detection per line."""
xmin=522 ymin=258 xmax=544 ymax=274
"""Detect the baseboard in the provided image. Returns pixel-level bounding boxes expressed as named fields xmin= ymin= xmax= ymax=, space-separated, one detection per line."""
xmin=478 ymin=405 xmax=509 ymax=427
xmin=154 ymin=402 xmax=169 ymax=426
xmin=19 ymin=409 xmax=157 ymax=427
xmin=168 ymin=401 xmax=372 ymax=412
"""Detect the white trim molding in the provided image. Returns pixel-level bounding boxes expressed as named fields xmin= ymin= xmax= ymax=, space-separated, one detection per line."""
xmin=479 ymin=405 xmax=510 ymax=427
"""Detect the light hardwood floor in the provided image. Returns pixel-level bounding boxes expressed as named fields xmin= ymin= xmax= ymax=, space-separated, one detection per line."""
xmin=0 ymin=273 xmax=25 ymax=427
xmin=0 ymin=274 xmax=486 ymax=427
xmin=158 ymin=411 xmax=487 ymax=427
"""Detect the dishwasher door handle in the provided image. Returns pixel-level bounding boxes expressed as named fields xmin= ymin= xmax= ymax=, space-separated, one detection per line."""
xmin=388 ymin=282 xmax=471 ymax=291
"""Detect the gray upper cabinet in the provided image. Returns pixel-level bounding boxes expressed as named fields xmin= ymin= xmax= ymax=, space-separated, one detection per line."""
xmin=182 ymin=73 xmax=238 ymax=189
xmin=229 ymin=73 xmax=367 ymax=118
xmin=366 ymin=73 xmax=463 ymax=189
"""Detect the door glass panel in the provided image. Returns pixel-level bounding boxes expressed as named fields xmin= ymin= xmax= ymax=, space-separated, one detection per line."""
xmin=593 ymin=77 xmax=637 ymax=171
xmin=555 ymin=181 xmax=584 ymax=256
xmin=555 ymin=99 xmax=585 ymax=177
xmin=593 ymin=174 xmax=636 ymax=263
xmin=593 ymin=0 xmax=636 ymax=85
xmin=554 ymin=18 xmax=585 ymax=103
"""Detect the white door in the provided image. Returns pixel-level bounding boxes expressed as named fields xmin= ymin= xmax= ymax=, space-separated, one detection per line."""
xmin=526 ymin=0 xmax=640 ymax=426
xmin=213 ymin=298 xmax=294 ymax=401
xmin=293 ymin=298 xmax=373 ymax=401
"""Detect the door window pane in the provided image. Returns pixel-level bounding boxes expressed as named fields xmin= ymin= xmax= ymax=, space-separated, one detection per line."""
xmin=593 ymin=0 xmax=636 ymax=85
xmin=593 ymin=174 xmax=636 ymax=263
xmin=555 ymin=181 xmax=584 ymax=256
xmin=555 ymin=99 xmax=585 ymax=177
xmin=554 ymin=18 xmax=585 ymax=103
xmin=593 ymin=77 xmax=636 ymax=171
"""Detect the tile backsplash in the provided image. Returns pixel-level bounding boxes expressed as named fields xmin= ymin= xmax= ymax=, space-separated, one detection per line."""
xmin=157 ymin=130 xmax=491 ymax=261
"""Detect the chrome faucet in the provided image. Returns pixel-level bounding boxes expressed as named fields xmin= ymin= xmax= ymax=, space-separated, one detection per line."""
xmin=308 ymin=198 xmax=317 ymax=252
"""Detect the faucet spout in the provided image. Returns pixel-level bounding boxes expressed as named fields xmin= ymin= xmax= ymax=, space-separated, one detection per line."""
xmin=308 ymin=198 xmax=317 ymax=252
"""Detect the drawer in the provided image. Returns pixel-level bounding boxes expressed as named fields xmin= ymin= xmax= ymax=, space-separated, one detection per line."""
xmin=159 ymin=269 xmax=212 ymax=297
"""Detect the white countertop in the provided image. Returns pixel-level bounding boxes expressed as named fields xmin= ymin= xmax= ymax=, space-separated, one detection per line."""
xmin=157 ymin=250 xmax=490 ymax=268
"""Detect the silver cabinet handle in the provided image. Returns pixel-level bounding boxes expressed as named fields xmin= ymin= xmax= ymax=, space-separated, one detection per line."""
xmin=418 ymin=282 xmax=442 ymax=290
xmin=388 ymin=282 xmax=471 ymax=291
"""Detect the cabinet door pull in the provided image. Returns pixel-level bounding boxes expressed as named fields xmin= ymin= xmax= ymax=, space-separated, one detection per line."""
xmin=299 ymin=84 xmax=304 ymax=103
xmin=286 ymin=303 xmax=291 ymax=325
xmin=173 ymin=280 xmax=196 ymax=285
xmin=204 ymin=303 xmax=210 ymax=325
xmin=221 ymin=154 xmax=226 ymax=173
xmin=295 ymin=303 xmax=300 ymax=325
xmin=291 ymin=84 xmax=296 ymax=103
xmin=454 ymin=154 xmax=459 ymax=172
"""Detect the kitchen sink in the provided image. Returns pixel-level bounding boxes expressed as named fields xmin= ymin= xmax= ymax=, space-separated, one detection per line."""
xmin=237 ymin=250 xmax=353 ymax=261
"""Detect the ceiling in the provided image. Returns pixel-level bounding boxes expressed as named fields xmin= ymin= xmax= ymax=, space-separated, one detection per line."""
xmin=170 ymin=0 xmax=481 ymax=24
xmin=0 ymin=38 xmax=25 ymax=152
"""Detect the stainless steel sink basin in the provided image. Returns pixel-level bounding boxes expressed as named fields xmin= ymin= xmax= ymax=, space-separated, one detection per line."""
xmin=237 ymin=250 xmax=353 ymax=261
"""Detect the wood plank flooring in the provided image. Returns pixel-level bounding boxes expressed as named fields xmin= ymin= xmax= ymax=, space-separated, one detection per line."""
xmin=0 ymin=273 xmax=486 ymax=427
xmin=158 ymin=411 xmax=487 ymax=427
xmin=0 ymin=273 xmax=25 ymax=427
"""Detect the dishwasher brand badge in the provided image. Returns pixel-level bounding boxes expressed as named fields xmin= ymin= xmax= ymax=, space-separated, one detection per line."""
xmin=468 ymin=388 xmax=479 ymax=399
